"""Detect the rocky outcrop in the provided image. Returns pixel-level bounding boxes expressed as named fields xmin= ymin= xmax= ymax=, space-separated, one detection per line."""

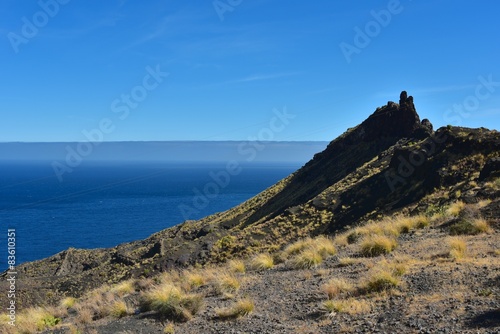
xmin=479 ymin=157 xmax=500 ymax=181
xmin=243 ymin=91 xmax=432 ymax=226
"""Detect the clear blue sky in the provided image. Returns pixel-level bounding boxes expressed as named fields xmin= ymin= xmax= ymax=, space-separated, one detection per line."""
xmin=1 ymin=0 xmax=499 ymax=142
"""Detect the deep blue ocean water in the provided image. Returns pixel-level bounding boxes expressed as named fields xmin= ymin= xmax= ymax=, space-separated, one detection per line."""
xmin=0 ymin=161 xmax=300 ymax=271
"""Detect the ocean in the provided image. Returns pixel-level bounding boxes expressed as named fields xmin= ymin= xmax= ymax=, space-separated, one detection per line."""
xmin=0 ymin=161 xmax=300 ymax=271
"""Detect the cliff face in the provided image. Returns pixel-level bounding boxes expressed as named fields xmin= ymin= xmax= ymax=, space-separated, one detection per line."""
xmin=242 ymin=91 xmax=432 ymax=227
xmin=2 ymin=92 xmax=499 ymax=308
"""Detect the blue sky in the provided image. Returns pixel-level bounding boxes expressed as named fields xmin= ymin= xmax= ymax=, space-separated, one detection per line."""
xmin=1 ymin=0 xmax=499 ymax=142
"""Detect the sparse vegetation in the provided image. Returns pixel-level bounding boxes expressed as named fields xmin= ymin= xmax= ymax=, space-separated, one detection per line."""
xmin=215 ymin=272 xmax=241 ymax=296
xmin=164 ymin=322 xmax=176 ymax=333
xmin=313 ymin=236 xmax=337 ymax=257
xmin=140 ymin=283 xmax=203 ymax=321
xmin=249 ymin=253 xmax=274 ymax=271
xmin=227 ymin=259 xmax=246 ymax=273
xmin=60 ymin=296 xmax=77 ymax=309
xmin=360 ymin=235 xmax=397 ymax=257
xmin=109 ymin=300 xmax=129 ymax=318
xmin=185 ymin=271 xmax=207 ymax=288
xmin=321 ymin=278 xmax=354 ymax=299
xmin=4 ymin=109 xmax=499 ymax=333
xmin=363 ymin=269 xmax=400 ymax=293
xmin=448 ymin=237 xmax=467 ymax=260
xmin=449 ymin=217 xmax=492 ymax=235
xmin=446 ymin=201 xmax=466 ymax=216
xmin=284 ymin=238 xmax=312 ymax=256
xmin=338 ymin=257 xmax=359 ymax=267
xmin=111 ymin=279 xmax=135 ymax=296
xmin=15 ymin=308 xmax=61 ymax=333
xmin=216 ymin=298 xmax=255 ymax=319
xmin=291 ymin=248 xmax=323 ymax=269
xmin=322 ymin=298 xmax=371 ymax=315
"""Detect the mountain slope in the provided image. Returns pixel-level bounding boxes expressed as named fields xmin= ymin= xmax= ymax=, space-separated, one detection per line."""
xmin=1 ymin=92 xmax=498 ymax=332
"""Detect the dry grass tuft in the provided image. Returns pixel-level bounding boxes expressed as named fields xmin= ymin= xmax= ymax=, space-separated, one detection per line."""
xmin=322 ymin=298 xmax=371 ymax=315
xmin=313 ymin=236 xmax=337 ymax=258
xmin=216 ymin=298 xmax=255 ymax=319
xmin=363 ymin=269 xmax=401 ymax=293
xmin=249 ymin=253 xmax=274 ymax=271
xmin=448 ymin=237 xmax=467 ymax=260
xmin=111 ymin=279 xmax=135 ymax=296
xmin=290 ymin=248 xmax=323 ymax=269
xmin=227 ymin=259 xmax=246 ymax=273
xmin=321 ymin=278 xmax=354 ymax=299
xmin=140 ymin=283 xmax=203 ymax=322
xmin=446 ymin=201 xmax=466 ymax=216
xmin=333 ymin=234 xmax=349 ymax=247
xmin=360 ymin=235 xmax=397 ymax=257
xmin=164 ymin=322 xmax=176 ymax=333
xmin=338 ymin=257 xmax=360 ymax=267
xmin=75 ymin=306 xmax=94 ymax=325
xmin=60 ymin=296 xmax=77 ymax=309
xmin=109 ymin=300 xmax=129 ymax=318
xmin=450 ymin=217 xmax=492 ymax=235
xmin=15 ymin=307 xmax=62 ymax=333
xmin=185 ymin=271 xmax=207 ymax=288
xmin=284 ymin=238 xmax=313 ymax=256
xmin=470 ymin=218 xmax=493 ymax=234
xmin=214 ymin=272 xmax=241 ymax=295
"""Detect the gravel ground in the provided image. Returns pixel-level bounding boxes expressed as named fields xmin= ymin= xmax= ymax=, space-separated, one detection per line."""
xmin=43 ymin=225 xmax=499 ymax=334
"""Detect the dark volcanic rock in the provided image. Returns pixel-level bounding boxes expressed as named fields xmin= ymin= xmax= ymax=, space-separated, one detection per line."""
xmin=479 ymin=157 xmax=500 ymax=181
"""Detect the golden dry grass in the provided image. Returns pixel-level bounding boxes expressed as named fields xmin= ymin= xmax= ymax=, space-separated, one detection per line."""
xmin=471 ymin=218 xmax=493 ymax=234
xmin=338 ymin=257 xmax=361 ymax=267
xmin=140 ymin=283 xmax=203 ymax=321
xmin=321 ymin=278 xmax=354 ymax=299
xmin=60 ymin=296 xmax=77 ymax=309
xmin=227 ymin=259 xmax=246 ymax=273
xmin=360 ymin=235 xmax=397 ymax=257
xmin=109 ymin=300 xmax=129 ymax=318
xmin=448 ymin=237 xmax=467 ymax=260
xmin=290 ymin=248 xmax=323 ymax=269
xmin=14 ymin=307 xmax=62 ymax=333
xmin=185 ymin=271 xmax=207 ymax=288
xmin=214 ymin=271 xmax=241 ymax=295
xmin=446 ymin=201 xmax=466 ymax=216
xmin=284 ymin=238 xmax=314 ymax=256
xmin=363 ymin=269 xmax=401 ymax=293
xmin=164 ymin=322 xmax=176 ymax=333
xmin=111 ymin=279 xmax=135 ymax=296
xmin=75 ymin=306 xmax=94 ymax=324
xmin=216 ymin=298 xmax=255 ymax=319
xmin=249 ymin=253 xmax=274 ymax=271
xmin=313 ymin=236 xmax=337 ymax=258
xmin=322 ymin=298 xmax=371 ymax=315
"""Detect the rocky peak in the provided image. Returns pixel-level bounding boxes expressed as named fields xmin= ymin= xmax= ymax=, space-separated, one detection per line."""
xmin=359 ymin=91 xmax=430 ymax=141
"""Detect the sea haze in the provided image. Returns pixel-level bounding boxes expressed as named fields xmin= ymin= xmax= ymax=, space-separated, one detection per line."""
xmin=0 ymin=141 xmax=327 ymax=271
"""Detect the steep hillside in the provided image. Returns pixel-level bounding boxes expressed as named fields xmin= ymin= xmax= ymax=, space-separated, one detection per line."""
xmin=1 ymin=91 xmax=499 ymax=333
